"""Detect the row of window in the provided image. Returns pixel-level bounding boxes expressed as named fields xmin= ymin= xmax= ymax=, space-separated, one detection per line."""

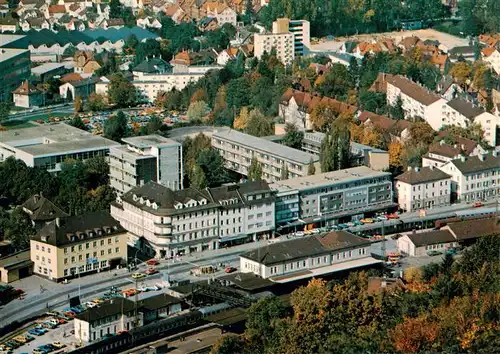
xmin=63 ymin=237 xmax=119 ymax=254
xmin=63 ymin=248 xmax=119 ymax=264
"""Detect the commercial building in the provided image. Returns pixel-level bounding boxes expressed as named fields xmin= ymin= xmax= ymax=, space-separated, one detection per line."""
xmin=111 ymin=180 xmax=276 ymax=257
xmin=0 ymin=35 xmax=30 ymax=102
xmin=109 ymin=135 xmax=183 ymax=195
xmin=395 ymin=166 xmax=452 ymax=212
xmin=270 ymin=166 xmax=394 ymax=226
xmin=240 ymin=231 xmax=382 ymax=282
xmin=30 ymin=211 xmax=128 ymax=282
xmin=211 ymin=128 xmax=319 ymax=183
xmin=0 ymin=123 xmax=120 ymax=172
xmin=397 ymin=230 xmax=457 ymax=257
xmin=254 ymin=30 xmax=294 ymax=66
xmin=439 ymin=152 xmax=500 ymax=202
xmin=301 ymin=132 xmax=389 ymax=171
xmin=272 ymin=18 xmax=310 ymax=56
xmin=0 ymin=250 xmax=33 ymax=283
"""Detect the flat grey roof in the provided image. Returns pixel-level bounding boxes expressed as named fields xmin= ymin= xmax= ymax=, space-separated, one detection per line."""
xmin=0 ymin=34 xmax=24 ymax=47
xmin=110 ymin=145 xmax=156 ymax=161
xmin=270 ymin=166 xmax=390 ymax=192
xmin=121 ymin=134 xmax=180 ymax=148
xmin=303 ymin=132 xmax=386 ymax=153
xmin=213 ymin=128 xmax=318 ymax=165
xmin=31 ymin=62 xmax=66 ymax=75
xmin=0 ymin=123 xmax=119 ymax=157
xmin=0 ymin=48 xmax=29 ymax=63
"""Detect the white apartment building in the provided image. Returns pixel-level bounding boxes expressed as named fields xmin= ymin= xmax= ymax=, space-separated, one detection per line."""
xmin=422 ymin=138 xmax=486 ymax=168
xmin=395 ymin=166 xmax=452 ymax=212
xmin=206 ymin=180 xmax=275 ymax=245
xmin=109 ymin=135 xmax=183 ymax=195
xmin=111 ymin=180 xmax=277 ymax=257
xmin=384 ymin=74 xmax=446 ymax=124
xmin=240 ymin=231 xmax=380 ymax=282
xmin=254 ymin=32 xmax=294 ymax=65
xmin=204 ymin=2 xmax=237 ymax=27
xmin=211 ymin=128 xmax=319 ymax=183
xmin=272 ymin=18 xmax=310 ymax=56
xmin=439 ymin=152 xmax=500 ymax=202
xmin=437 ymin=98 xmax=500 ymax=147
xmin=482 ymin=47 xmax=500 ymax=75
xmin=111 ymin=182 xmax=220 ymax=258
xmin=0 ymin=123 xmax=119 ymax=172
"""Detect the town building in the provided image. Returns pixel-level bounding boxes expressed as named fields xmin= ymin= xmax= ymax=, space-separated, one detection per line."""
xmin=74 ymin=297 xmax=143 ymax=343
xmin=358 ymin=111 xmax=411 ymax=142
xmin=482 ymin=47 xmax=500 ymax=75
xmin=22 ymin=194 xmax=69 ymax=229
xmin=371 ymin=73 xmax=446 ymax=126
xmin=207 ymin=180 xmax=275 ymax=247
xmin=422 ymin=138 xmax=486 ymax=168
xmin=111 ymin=180 xmax=277 ymax=257
xmin=211 ymin=128 xmax=319 ymax=183
xmin=438 ymin=98 xmax=500 ymax=147
xmin=0 ymin=250 xmax=33 ymax=283
xmin=111 ymin=182 xmax=221 ymax=258
xmin=59 ymin=77 xmax=99 ymax=101
xmin=30 ymin=211 xmax=128 ymax=282
xmin=300 ymin=132 xmax=389 ymax=171
xmin=397 ymin=229 xmax=457 ymax=256
xmin=240 ymin=231 xmax=382 ymax=282
xmin=0 ymin=35 xmax=31 ymax=102
xmin=272 ymin=18 xmax=310 ymax=56
xmin=439 ymin=152 xmax=500 ymax=202
xmin=201 ymin=2 xmax=237 ymax=27
xmin=12 ymin=80 xmax=44 ymax=108
xmin=109 ymin=135 xmax=183 ymax=195
xmin=395 ymin=166 xmax=452 ymax=212
xmin=0 ymin=123 xmax=120 ymax=172
xmin=270 ymin=166 xmax=394 ymax=227
xmin=254 ymin=31 xmax=294 ymax=66
xmin=441 ymin=217 xmax=500 ymax=245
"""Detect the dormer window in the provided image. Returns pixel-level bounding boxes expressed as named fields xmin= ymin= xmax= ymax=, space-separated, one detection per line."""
xmin=146 ymin=200 xmax=151 ymax=207
xmin=174 ymin=202 xmax=183 ymax=210
xmin=79 ymin=233 xmax=86 ymax=240
xmin=70 ymin=234 xmax=77 ymax=242
xmin=139 ymin=197 xmax=145 ymax=204
xmin=106 ymin=228 xmax=112 ymax=233
xmin=133 ymin=194 xmax=138 ymax=201
xmin=89 ymin=231 xmax=95 ymax=237
xmin=199 ymin=198 xmax=207 ymax=205
xmin=97 ymin=230 xmax=103 ymax=236
xmin=152 ymin=202 xmax=158 ymax=210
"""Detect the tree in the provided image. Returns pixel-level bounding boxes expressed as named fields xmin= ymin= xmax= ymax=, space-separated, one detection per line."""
xmin=409 ymin=122 xmax=435 ymax=146
xmin=183 ymin=133 xmax=212 ymax=173
xmin=144 ymin=115 xmax=164 ymax=135
xmin=210 ymin=334 xmax=247 ymax=354
xmin=449 ymin=61 xmax=473 ymax=88
xmin=280 ymin=163 xmax=289 ymax=180
xmin=196 ymin=148 xmax=226 ymax=187
xmin=5 ymin=208 xmax=36 ymax=251
xmin=108 ymin=73 xmax=137 ymax=108
xmin=310 ymin=102 xmax=337 ymax=132
xmin=246 ymin=296 xmax=288 ymax=350
xmin=390 ymin=95 xmax=404 ymax=120
xmin=281 ymin=123 xmax=304 ymax=149
xmin=388 ymin=141 xmax=405 ymax=172
xmin=187 ymin=101 xmax=209 ymax=122
xmin=190 ymin=164 xmax=207 ymax=189
xmin=74 ymin=96 xmax=84 ymax=112
xmin=248 ymin=157 xmax=262 ymax=181
xmin=245 ymin=109 xmax=274 ymax=137
xmin=233 ymin=106 xmax=250 ymax=130
xmin=307 ymin=159 xmax=316 ymax=175
xmin=0 ymin=102 xmax=12 ymax=123
xmin=87 ymin=93 xmax=106 ymax=112
xmin=109 ymin=0 xmax=122 ymax=18
xmin=190 ymin=88 xmax=209 ymax=103
xmin=124 ymin=34 xmax=139 ymax=53
xmin=104 ymin=111 xmax=128 ymax=142
xmin=69 ymin=116 xmax=87 ymax=131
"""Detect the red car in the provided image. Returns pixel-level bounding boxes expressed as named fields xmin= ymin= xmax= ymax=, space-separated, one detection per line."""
xmin=472 ymin=201 xmax=483 ymax=208
xmin=146 ymin=259 xmax=159 ymax=266
xmin=64 ymin=311 xmax=76 ymax=318
xmin=224 ymin=267 xmax=237 ymax=273
xmin=145 ymin=268 xmax=158 ymax=275
xmin=386 ymin=213 xmax=399 ymax=219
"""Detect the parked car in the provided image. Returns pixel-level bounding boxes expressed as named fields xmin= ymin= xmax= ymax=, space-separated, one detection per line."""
xmin=427 ymin=250 xmax=443 ymax=256
xmin=386 ymin=213 xmax=399 ymax=219
xmin=52 ymin=341 xmax=65 ymax=349
xmin=445 ymin=248 xmax=457 ymax=255
xmin=472 ymin=201 xmax=483 ymax=208
xmin=145 ymin=268 xmax=158 ymax=275
xmin=85 ymin=301 xmax=97 ymax=308
xmin=224 ymin=266 xmax=237 ymax=273
xmin=132 ymin=273 xmax=146 ymax=280
xmin=146 ymin=259 xmax=159 ymax=266
xmin=360 ymin=218 xmax=374 ymax=224
xmin=13 ymin=336 xmax=26 ymax=344
xmin=295 ymin=231 xmax=304 ymax=237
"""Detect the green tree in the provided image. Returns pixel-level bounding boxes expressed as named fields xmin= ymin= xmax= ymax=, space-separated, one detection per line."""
xmin=210 ymin=334 xmax=247 ymax=354
xmin=307 ymin=159 xmax=316 ymax=175
xmin=390 ymin=95 xmax=405 ymax=120
xmin=246 ymin=296 xmax=288 ymax=350
xmin=190 ymin=164 xmax=207 ymax=190
xmin=108 ymin=73 xmax=137 ymax=108
xmin=280 ymin=163 xmax=289 ymax=180
xmin=247 ymin=157 xmax=262 ymax=181
xmin=74 ymin=96 xmax=84 ymax=112
xmin=109 ymin=0 xmax=121 ymax=18
xmin=196 ymin=148 xmax=226 ymax=187
xmin=281 ymin=123 xmax=304 ymax=149
xmin=187 ymin=100 xmax=209 ymax=122
xmin=104 ymin=111 xmax=128 ymax=142
xmin=124 ymin=34 xmax=139 ymax=52
xmin=5 ymin=208 xmax=36 ymax=251
xmin=144 ymin=115 xmax=164 ymax=135
xmin=0 ymin=102 xmax=11 ymax=123
xmin=87 ymin=93 xmax=106 ymax=112
xmin=245 ymin=109 xmax=274 ymax=137
xmin=69 ymin=116 xmax=87 ymax=131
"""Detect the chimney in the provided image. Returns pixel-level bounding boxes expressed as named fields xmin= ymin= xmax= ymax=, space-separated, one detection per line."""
xmin=461 ymin=144 xmax=465 ymax=151
xmin=439 ymin=139 xmax=445 ymax=145
xmin=429 ymin=165 xmax=434 ymax=170
xmin=460 ymin=155 xmax=466 ymax=162
xmin=453 ymin=144 xmax=458 ymax=149
xmin=34 ymin=194 xmax=40 ymax=203
xmin=55 ymin=217 xmax=60 ymax=227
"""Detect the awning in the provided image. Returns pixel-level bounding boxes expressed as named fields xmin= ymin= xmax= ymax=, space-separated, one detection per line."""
xmin=219 ymin=234 xmax=250 ymax=242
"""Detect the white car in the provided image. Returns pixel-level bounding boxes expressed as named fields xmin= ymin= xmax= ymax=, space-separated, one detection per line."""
xmin=85 ymin=301 xmax=97 ymax=308
xmin=311 ymin=229 xmax=320 ymax=234
xmin=295 ymin=231 xmax=305 ymax=237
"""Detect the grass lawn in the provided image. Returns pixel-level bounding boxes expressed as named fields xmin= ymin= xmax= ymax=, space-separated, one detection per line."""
xmin=1 ymin=121 xmax=37 ymax=130
xmin=23 ymin=111 xmax=73 ymax=122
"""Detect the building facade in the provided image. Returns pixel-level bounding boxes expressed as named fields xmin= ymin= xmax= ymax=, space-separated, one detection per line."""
xmin=272 ymin=18 xmax=310 ymax=56
xmin=0 ymin=46 xmax=30 ymax=102
xmin=397 ymin=230 xmax=458 ymax=257
xmin=212 ymin=128 xmax=319 ymax=183
xmin=270 ymin=166 xmax=394 ymax=226
xmin=240 ymin=231 xmax=380 ymax=282
xmin=0 ymin=123 xmax=120 ymax=172
xmin=111 ymin=181 xmax=276 ymax=257
xmin=395 ymin=166 xmax=452 ymax=212
xmin=422 ymin=138 xmax=486 ymax=168
xmin=439 ymin=152 xmax=500 ymax=202
xmin=30 ymin=211 xmax=128 ymax=282
xmin=109 ymin=135 xmax=183 ymax=195
xmin=254 ymin=32 xmax=294 ymax=66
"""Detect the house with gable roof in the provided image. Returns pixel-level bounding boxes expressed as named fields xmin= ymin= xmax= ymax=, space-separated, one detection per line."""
xmin=12 ymin=80 xmax=44 ymax=108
